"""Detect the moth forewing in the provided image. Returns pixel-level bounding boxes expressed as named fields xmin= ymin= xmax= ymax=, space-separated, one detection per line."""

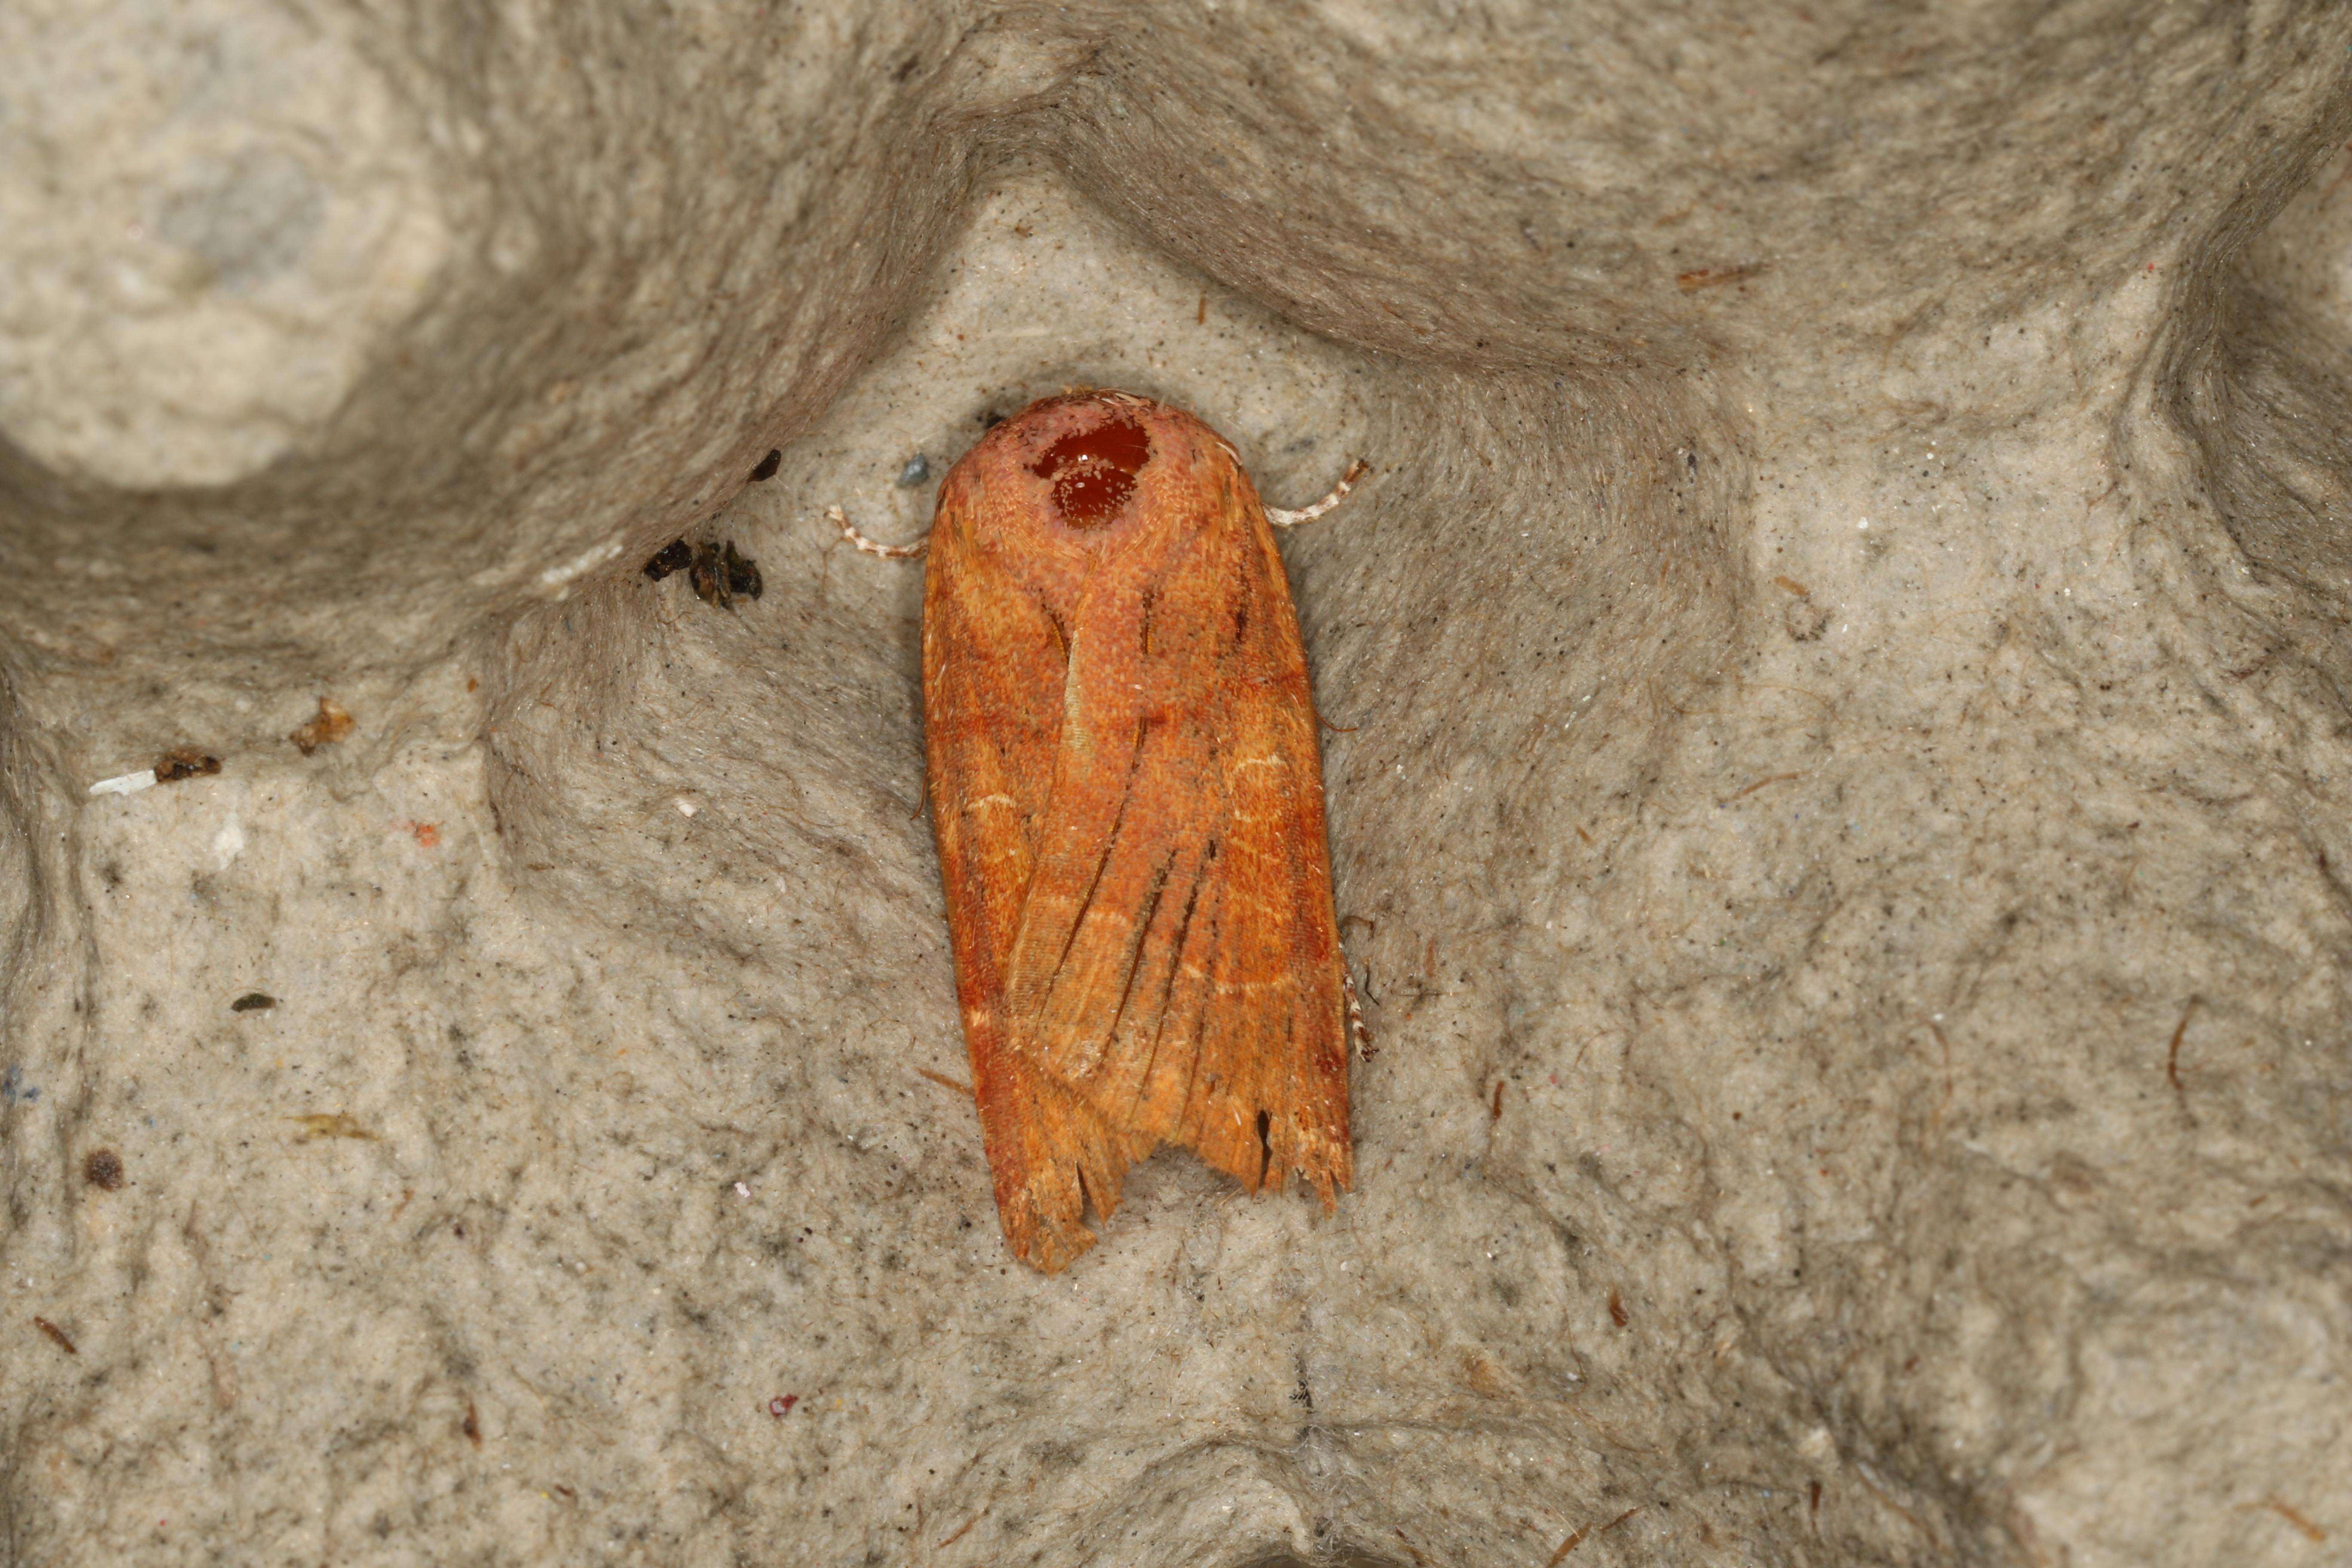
xmin=919 ymin=391 xmax=1357 ymax=1271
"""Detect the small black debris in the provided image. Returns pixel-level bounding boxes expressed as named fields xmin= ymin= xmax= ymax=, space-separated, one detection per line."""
xmin=155 ymin=748 xmax=221 ymax=784
xmin=687 ymin=545 xmax=725 ymax=606
xmin=896 ymin=454 xmax=931 ymax=487
xmin=978 ymin=409 xmax=1005 ymax=429
xmin=643 ymin=540 xmax=693 ymax=580
xmin=750 ymin=449 xmax=781 ymax=482
xmin=723 ymin=542 xmax=762 ymax=601
xmin=230 ymin=992 xmax=277 ymax=1012
xmin=688 ymin=541 xmax=763 ymax=609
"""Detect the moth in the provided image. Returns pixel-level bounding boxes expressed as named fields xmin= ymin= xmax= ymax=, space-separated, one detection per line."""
xmin=837 ymin=390 xmax=1367 ymax=1273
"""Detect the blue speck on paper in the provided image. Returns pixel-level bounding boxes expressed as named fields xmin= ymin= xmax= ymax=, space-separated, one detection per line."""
xmin=0 ymin=1064 xmax=31 ymax=1104
xmin=896 ymin=454 xmax=931 ymax=487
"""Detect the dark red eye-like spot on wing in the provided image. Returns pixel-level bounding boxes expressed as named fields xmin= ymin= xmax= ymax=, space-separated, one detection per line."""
xmin=1030 ymin=411 xmax=1152 ymax=527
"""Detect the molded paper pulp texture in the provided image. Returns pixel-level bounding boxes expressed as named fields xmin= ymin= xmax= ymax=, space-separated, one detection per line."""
xmin=2 ymin=3 xmax=2350 ymax=1566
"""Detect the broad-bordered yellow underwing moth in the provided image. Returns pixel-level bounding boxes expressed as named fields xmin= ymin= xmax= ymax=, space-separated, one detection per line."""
xmin=834 ymin=390 xmax=1367 ymax=1272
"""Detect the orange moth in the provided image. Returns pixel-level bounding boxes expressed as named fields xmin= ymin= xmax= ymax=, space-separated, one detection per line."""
xmin=834 ymin=391 xmax=1366 ymax=1271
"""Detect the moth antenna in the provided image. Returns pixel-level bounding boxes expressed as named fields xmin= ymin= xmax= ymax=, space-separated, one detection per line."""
xmin=1265 ymin=458 xmax=1371 ymax=529
xmin=827 ymin=505 xmax=927 ymax=560
xmin=1344 ymin=963 xmax=1377 ymax=1063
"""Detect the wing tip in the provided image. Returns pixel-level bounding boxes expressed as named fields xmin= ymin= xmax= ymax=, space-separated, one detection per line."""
xmin=1004 ymin=1207 xmax=1096 ymax=1275
xmin=986 ymin=1092 xmax=1157 ymax=1274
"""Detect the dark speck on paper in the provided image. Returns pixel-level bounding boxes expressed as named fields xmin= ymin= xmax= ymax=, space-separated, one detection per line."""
xmin=231 ymin=992 xmax=278 ymax=1012
xmin=643 ymin=539 xmax=693 ymax=580
xmin=688 ymin=541 xmax=763 ymax=609
xmin=155 ymin=748 xmax=221 ymax=784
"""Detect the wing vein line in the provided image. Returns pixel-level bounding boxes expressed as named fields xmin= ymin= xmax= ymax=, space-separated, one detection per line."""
xmin=1121 ymin=848 xmax=1210 ymax=1128
xmin=1047 ymin=724 xmax=1148 ymax=981
xmin=1172 ymin=901 xmax=1223 ymax=1133
xmin=1102 ymin=854 xmax=1176 ymax=1053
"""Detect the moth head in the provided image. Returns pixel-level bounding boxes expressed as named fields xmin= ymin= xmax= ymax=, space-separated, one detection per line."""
xmin=1017 ymin=393 xmax=1157 ymax=530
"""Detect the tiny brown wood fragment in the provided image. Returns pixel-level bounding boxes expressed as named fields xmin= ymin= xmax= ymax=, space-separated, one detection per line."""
xmin=1851 ymin=1467 xmax=1929 ymax=1536
xmin=1725 ymin=771 xmax=1802 ymax=803
xmin=643 ymin=539 xmax=693 ymax=580
xmin=750 ymin=449 xmax=781 ymax=481
xmin=204 ymin=1339 xmax=239 ymax=1410
xmin=1677 ymin=263 xmax=1764 ymax=291
xmin=462 ymin=1397 xmax=482 ymax=1446
xmin=2167 ymin=998 xmax=2196 ymax=1099
xmin=33 ymin=1316 xmax=77 ymax=1356
xmin=1608 ymin=1287 xmax=1629 ymax=1328
xmin=231 ymin=992 xmax=277 ymax=1012
xmin=2257 ymin=1496 xmax=2326 ymax=1542
xmin=1773 ymin=574 xmax=1811 ymax=597
xmin=1491 ymin=1081 xmax=1506 ymax=1120
xmin=1547 ymin=1523 xmax=1590 ymax=1564
xmin=1598 ymin=1506 xmax=1644 ymax=1535
xmin=290 ymin=1112 xmax=377 ymax=1141
xmin=916 ymin=1068 xmax=975 ymax=1099
xmin=83 ymin=1149 xmax=125 ymax=1190
xmin=289 ymin=697 xmax=354 ymax=755
xmin=155 ymin=747 xmax=220 ymax=784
